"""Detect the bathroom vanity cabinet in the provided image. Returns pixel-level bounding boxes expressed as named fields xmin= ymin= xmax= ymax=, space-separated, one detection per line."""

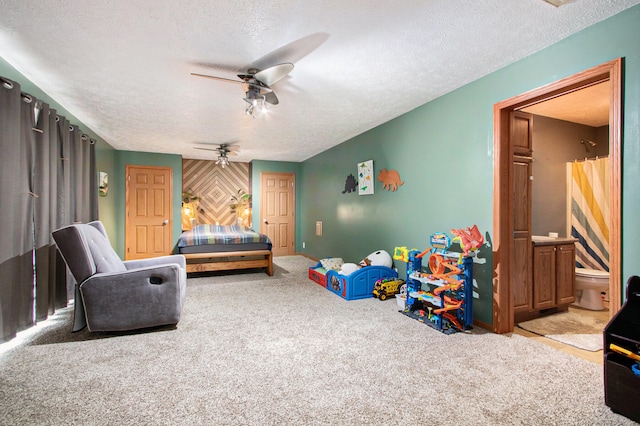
xmin=532 ymin=240 xmax=576 ymax=308
xmin=515 ymin=237 xmax=576 ymax=320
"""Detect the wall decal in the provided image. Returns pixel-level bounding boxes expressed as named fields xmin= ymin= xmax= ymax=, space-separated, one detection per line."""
xmin=358 ymin=160 xmax=374 ymax=195
xmin=378 ymin=168 xmax=404 ymax=192
xmin=342 ymin=174 xmax=357 ymax=194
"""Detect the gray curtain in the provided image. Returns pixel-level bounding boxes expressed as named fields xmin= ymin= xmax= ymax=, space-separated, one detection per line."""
xmin=34 ymin=102 xmax=68 ymax=320
xmin=57 ymin=117 xmax=72 ymax=229
xmin=17 ymin=93 xmax=37 ymax=330
xmin=0 ymin=75 xmax=97 ymax=342
xmin=0 ymin=77 xmax=22 ymax=341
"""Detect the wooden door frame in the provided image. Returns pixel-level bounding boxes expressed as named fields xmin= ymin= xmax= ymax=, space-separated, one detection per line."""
xmin=125 ymin=164 xmax=173 ymax=260
xmin=492 ymin=58 xmax=622 ymax=334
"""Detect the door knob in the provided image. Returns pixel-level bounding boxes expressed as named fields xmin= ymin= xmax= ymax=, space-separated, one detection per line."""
xmin=263 ymin=219 xmax=268 ymax=224
xmin=163 ymin=219 xmax=169 ymax=225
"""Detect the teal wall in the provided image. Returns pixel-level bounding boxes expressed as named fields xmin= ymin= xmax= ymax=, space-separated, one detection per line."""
xmin=251 ymin=160 xmax=302 ymax=249
xmin=95 ymin=143 xmax=118 ymax=242
xmin=114 ymin=150 xmax=183 ymax=258
xmin=4 ymin=5 xmax=640 ymax=326
xmin=299 ymin=5 xmax=640 ymax=324
xmin=0 ymin=57 xmax=119 ymax=241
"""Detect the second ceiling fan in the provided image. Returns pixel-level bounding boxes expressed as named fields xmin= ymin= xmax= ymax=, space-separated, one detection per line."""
xmin=192 ymin=63 xmax=294 ymax=115
xmin=194 ymin=143 xmax=239 ymax=168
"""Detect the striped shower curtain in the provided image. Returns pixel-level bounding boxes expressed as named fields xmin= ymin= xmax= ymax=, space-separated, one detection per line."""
xmin=567 ymin=157 xmax=609 ymax=271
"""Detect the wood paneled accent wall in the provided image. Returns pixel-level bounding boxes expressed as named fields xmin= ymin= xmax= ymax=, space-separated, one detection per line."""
xmin=182 ymin=159 xmax=250 ymax=229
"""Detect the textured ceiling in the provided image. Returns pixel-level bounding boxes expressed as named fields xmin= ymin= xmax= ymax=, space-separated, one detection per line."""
xmin=0 ymin=0 xmax=637 ymax=162
xmin=522 ymin=81 xmax=610 ymax=127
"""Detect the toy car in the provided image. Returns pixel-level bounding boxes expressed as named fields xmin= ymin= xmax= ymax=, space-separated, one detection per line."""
xmin=372 ymin=278 xmax=405 ymax=301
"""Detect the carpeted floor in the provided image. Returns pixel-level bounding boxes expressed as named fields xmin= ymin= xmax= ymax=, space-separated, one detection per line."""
xmin=0 ymin=256 xmax=634 ymax=425
xmin=517 ymin=310 xmax=607 ymax=352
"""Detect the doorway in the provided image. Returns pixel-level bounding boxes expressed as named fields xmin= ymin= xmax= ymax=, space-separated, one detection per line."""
xmin=492 ymin=59 xmax=622 ymax=334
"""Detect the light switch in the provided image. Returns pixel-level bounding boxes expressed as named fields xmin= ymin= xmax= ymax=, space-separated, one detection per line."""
xmin=315 ymin=221 xmax=323 ymax=236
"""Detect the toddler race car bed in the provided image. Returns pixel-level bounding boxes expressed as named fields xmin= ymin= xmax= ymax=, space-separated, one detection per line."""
xmin=308 ymin=252 xmax=398 ymax=300
xmin=177 ymin=224 xmax=273 ymax=275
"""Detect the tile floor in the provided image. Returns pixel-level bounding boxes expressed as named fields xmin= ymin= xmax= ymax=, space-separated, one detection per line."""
xmin=514 ymin=304 xmax=610 ymax=365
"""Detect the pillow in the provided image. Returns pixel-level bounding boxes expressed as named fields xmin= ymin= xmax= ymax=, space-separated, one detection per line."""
xmin=320 ymin=257 xmax=344 ymax=271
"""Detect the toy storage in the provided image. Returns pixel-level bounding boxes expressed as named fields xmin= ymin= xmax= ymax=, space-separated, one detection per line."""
xmin=603 ymin=275 xmax=640 ymax=423
xmin=394 ymin=227 xmax=481 ymax=334
xmin=402 ymin=252 xmax=474 ymax=334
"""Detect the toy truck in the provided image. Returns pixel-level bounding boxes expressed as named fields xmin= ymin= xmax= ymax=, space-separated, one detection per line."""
xmin=372 ymin=278 xmax=405 ymax=301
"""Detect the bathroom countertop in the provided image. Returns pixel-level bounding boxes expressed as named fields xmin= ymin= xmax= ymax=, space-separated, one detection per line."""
xmin=531 ymin=236 xmax=578 ymax=246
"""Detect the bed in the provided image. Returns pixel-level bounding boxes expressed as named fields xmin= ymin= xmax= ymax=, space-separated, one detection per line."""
xmin=177 ymin=224 xmax=273 ymax=276
xmin=309 ymin=258 xmax=398 ymax=300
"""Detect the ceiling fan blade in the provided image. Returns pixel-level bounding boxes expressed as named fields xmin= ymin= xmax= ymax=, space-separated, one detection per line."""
xmin=191 ymin=73 xmax=243 ymax=85
xmin=263 ymin=91 xmax=279 ymax=105
xmin=254 ymin=63 xmax=294 ymax=87
xmin=221 ymin=144 xmax=240 ymax=151
xmin=194 ymin=147 xmax=220 ymax=152
xmin=225 ymin=151 xmax=238 ymax=156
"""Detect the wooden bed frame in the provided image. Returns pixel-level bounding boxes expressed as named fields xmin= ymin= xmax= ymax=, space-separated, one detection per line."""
xmin=183 ymin=250 xmax=273 ymax=276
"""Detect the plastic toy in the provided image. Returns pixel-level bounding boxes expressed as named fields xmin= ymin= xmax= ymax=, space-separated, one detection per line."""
xmin=429 ymin=232 xmax=451 ymax=253
xmin=309 ymin=249 xmax=398 ymax=300
xmin=609 ymin=343 xmax=640 ymax=362
xmin=340 ymin=249 xmax=393 ymax=275
xmin=450 ymin=225 xmax=484 ymax=257
xmin=394 ymin=226 xmax=480 ymax=334
xmin=372 ymin=278 xmax=405 ymax=301
xmin=393 ymin=246 xmax=408 ymax=262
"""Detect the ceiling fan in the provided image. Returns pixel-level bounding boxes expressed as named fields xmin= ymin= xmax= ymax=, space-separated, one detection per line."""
xmin=191 ymin=63 xmax=294 ymax=116
xmin=194 ymin=143 xmax=239 ymax=168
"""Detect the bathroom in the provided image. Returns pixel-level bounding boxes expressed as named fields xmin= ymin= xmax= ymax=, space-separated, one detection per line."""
xmin=525 ymin=82 xmax=611 ymax=327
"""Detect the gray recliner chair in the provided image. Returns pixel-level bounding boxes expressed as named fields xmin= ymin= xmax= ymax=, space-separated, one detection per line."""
xmin=52 ymin=221 xmax=187 ymax=332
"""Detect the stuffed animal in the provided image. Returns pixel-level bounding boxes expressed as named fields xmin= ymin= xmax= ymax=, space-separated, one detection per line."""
xmin=339 ymin=263 xmax=360 ymax=275
xmin=339 ymin=250 xmax=392 ymax=275
xmin=360 ymin=249 xmax=392 ymax=268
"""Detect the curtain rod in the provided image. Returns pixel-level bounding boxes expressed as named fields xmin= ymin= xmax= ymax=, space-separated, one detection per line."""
xmin=1 ymin=77 xmax=13 ymax=89
xmin=2 ymin=73 xmax=99 ymax=145
xmin=574 ymin=155 xmax=609 ymax=163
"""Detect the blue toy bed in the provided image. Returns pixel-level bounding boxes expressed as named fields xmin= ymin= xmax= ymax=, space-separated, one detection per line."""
xmin=308 ymin=261 xmax=398 ymax=301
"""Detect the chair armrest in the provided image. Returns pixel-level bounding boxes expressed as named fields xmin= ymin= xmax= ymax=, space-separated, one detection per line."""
xmin=124 ymin=254 xmax=186 ymax=270
xmin=79 ymin=264 xmax=186 ymax=332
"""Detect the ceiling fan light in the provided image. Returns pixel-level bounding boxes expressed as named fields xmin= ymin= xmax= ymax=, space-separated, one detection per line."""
xmin=542 ymin=0 xmax=574 ymax=6
xmin=216 ymin=154 xmax=230 ymax=168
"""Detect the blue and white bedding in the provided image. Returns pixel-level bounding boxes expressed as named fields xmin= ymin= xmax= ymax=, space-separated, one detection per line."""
xmin=177 ymin=224 xmax=272 ymax=254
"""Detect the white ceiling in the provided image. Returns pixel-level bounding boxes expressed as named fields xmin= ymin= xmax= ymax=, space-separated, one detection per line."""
xmin=522 ymin=81 xmax=610 ymax=127
xmin=0 ymin=0 xmax=637 ymax=163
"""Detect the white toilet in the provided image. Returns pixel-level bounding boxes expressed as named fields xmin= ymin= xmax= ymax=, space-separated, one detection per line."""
xmin=574 ymin=267 xmax=609 ymax=310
